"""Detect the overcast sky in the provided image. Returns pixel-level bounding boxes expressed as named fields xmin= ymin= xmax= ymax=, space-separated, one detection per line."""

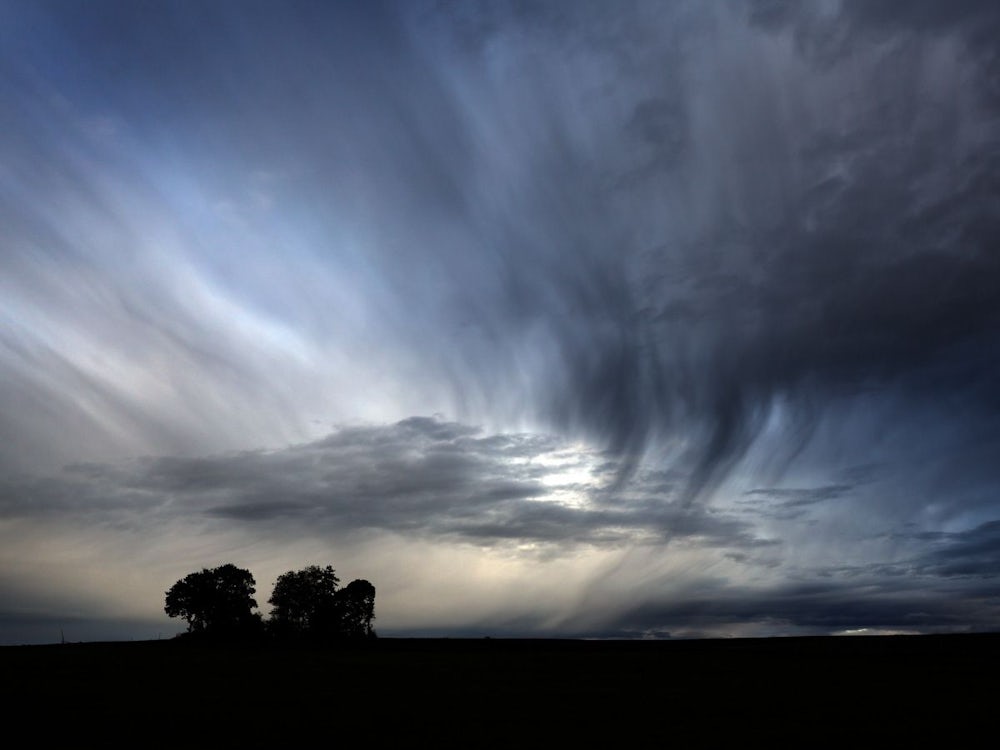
xmin=2 ymin=0 xmax=1000 ymax=644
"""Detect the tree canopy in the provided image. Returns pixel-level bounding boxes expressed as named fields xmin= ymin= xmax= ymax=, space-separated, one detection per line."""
xmin=165 ymin=562 xmax=375 ymax=643
xmin=268 ymin=564 xmax=340 ymax=637
xmin=339 ymin=578 xmax=377 ymax=638
xmin=164 ymin=563 xmax=260 ymax=636
xmin=268 ymin=565 xmax=377 ymax=640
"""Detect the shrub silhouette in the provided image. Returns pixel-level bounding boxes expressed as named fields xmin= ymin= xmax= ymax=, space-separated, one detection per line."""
xmin=164 ymin=563 xmax=261 ymax=637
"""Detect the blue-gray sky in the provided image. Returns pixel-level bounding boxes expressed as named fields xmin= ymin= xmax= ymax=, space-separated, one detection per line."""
xmin=2 ymin=0 xmax=1000 ymax=643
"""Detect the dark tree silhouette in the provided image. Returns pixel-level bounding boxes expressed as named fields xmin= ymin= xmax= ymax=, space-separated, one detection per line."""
xmin=268 ymin=564 xmax=340 ymax=637
xmin=267 ymin=565 xmax=376 ymax=640
xmin=338 ymin=579 xmax=377 ymax=638
xmin=164 ymin=564 xmax=260 ymax=637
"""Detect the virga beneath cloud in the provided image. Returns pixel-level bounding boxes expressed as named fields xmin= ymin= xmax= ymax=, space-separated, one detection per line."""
xmin=1 ymin=1 xmax=999 ymax=642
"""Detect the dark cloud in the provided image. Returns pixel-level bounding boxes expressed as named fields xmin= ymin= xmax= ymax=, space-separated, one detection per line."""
xmin=0 ymin=418 xmax=764 ymax=550
xmin=3 ymin=1 xmax=1000 ymax=640
xmin=917 ymin=520 xmax=1000 ymax=578
xmin=616 ymin=578 xmax=1000 ymax=637
xmin=745 ymin=485 xmax=853 ymax=506
xmin=5 ymin=0 xmax=999 ymax=500
xmin=838 ymin=0 xmax=1000 ymax=40
xmin=740 ymin=484 xmax=855 ymax=520
xmin=403 ymin=0 xmax=1000 ymax=506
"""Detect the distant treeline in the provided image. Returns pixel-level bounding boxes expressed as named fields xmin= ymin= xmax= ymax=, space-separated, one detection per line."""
xmin=164 ymin=563 xmax=375 ymax=642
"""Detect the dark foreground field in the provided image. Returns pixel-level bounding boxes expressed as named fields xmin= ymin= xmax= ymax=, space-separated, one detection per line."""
xmin=3 ymin=634 xmax=998 ymax=744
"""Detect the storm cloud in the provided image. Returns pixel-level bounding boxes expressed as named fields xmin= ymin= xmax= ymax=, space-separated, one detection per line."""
xmin=0 ymin=417 xmax=764 ymax=548
xmin=2 ymin=1 xmax=1000 ymax=642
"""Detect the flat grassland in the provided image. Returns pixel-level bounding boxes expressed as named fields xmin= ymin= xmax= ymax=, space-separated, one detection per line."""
xmin=3 ymin=634 xmax=997 ymax=743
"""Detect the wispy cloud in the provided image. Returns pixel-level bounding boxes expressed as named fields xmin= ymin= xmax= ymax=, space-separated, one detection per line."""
xmin=2 ymin=1 xmax=1000 ymax=641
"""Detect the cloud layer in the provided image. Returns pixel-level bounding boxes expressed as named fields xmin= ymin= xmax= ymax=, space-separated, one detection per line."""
xmin=1 ymin=1 xmax=999 ymax=641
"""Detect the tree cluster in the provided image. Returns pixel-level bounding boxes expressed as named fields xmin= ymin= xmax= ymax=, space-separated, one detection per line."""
xmin=268 ymin=565 xmax=376 ymax=640
xmin=164 ymin=563 xmax=375 ymax=642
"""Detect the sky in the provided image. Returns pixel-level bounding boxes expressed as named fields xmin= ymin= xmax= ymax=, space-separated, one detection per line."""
xmin=2 ymin=0 xmax=999 ymax=644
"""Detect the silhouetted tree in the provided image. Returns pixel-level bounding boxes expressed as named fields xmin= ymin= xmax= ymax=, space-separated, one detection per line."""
xmin=268 ymin=564 xmax=340 ymax=638
xmin=338 ymin=579 xmax=377 ymax=638
xmin=164 ymin=564 xmax=260 ymax=637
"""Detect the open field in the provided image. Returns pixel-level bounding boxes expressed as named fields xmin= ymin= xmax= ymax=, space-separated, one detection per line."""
xmin=3 ymin=634 xmax=997 ymax=744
